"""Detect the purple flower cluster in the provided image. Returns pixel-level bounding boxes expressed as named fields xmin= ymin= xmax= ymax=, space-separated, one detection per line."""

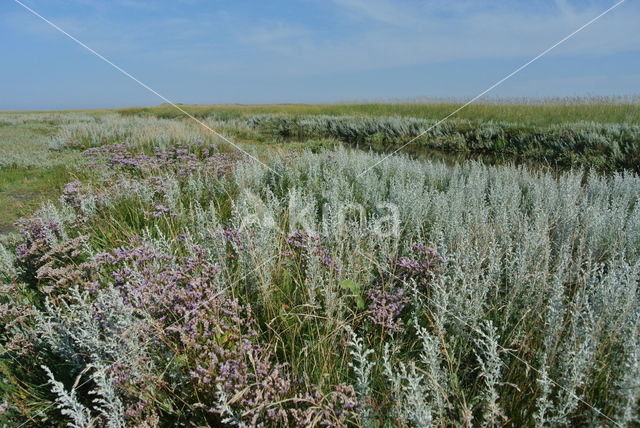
xmin=122 ymin=398 xmax=158 ymax=426
xmin=83 ymin=143 xmax=242 ymax=177
xmin=14 ymin=218 xmax=96 ymax=293
xmin=286 ymin=230 xmax=337 ymax=271
xmin=366 ymin=286 xmax=410 ymax=333
xmin=95 ymin=243 xmax=218 ymax=318
xmin=94 ymin=242 xmax=300 ymax=425
xmin=0 ymin=284 xmax=35 ymax=355
xmin=92 ymin=238 xmax=360 ymax=426
xmin=393 ymin=243 xmax=441 ymax=284
xmin=59 ymin=181 xmax=84 ymax=210
xmin=148 ymin=204 xmax=171 ymax=218
xmin=218 ymin=227 xmax=254 ymax=252
xmin=14 ymin=217 xmax=63 ymax=262
xmin=8 ymin=211 xmax=361 ymax=426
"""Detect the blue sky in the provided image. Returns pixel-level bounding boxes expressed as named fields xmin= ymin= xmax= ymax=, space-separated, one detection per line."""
xmin=1 ymin=0 xmax=638 ymax=110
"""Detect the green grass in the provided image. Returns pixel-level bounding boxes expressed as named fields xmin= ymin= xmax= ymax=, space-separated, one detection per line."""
xmin=0 ymin=114 xmax=83 ymax=233
xmin=0 ymin=116 xmax=81 ymax=169
xmin=116 ymin=102 xmax=640 ymax=126
xmin=0 ymin=166 xmax=75 ymax=233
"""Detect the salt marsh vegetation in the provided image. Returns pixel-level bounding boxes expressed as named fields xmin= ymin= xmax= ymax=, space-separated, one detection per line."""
xmin=0 ymin=109 xmax=639 ymax=427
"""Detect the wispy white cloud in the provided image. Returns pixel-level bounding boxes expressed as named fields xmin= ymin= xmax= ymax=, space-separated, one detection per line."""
xmin=238 ymin=0 xmax=639 ymax=76
xmin=242 ymin=23 xmax=309 ymax=48
xmin=330 ymin=0 xmax=421 ymax=26
xmin=5 ymin=0 xmax=638 ymax=85
xmin=554 ymin=0 xmax=577 ymax=19
xmin=2 ymin=10 xmax=88 ymax=38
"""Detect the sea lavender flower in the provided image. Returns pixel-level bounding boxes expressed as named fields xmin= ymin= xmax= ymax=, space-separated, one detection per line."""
xmin=13 ymin=217 xmax=98 ymax=294
xmin=392 ymin=243 xmax=441 ymax=286
xmin=60 ymin=181 xmax=83 ymax=206
xmin=93 ymin=241 xmax=296 ymax=426
xmin=366 ymin=286 xmax=410 ymax=332
xmin=285 ymin=230 xmax=337 ymax=271
xmin=83 ymin=141 xmax=242 ymax=179
xmin=149 ymin=204 xmax=170 ymax=218
xmin=291 ymin=384 xmax=359 ymax=428
xmin=286 ymin=230 xmax=321 ymax=249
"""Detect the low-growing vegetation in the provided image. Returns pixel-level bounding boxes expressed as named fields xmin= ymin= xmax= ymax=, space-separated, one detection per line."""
xmin=0 ymin=113 xmax=87 ymax=232
xmin=46 ymin=110 xmax=640 ymax=172
xmin=0 ymin=108 xmax=639 ymax=427
xmin=227 ymin=114 xmax=640 ymax=172
xmin=117 ymin=97 xmax=640 ymax=126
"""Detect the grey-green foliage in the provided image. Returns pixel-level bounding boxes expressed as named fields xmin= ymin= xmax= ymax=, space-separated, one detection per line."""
xmin=42 ymin=364 xmax=126 ymax=428
xmin=382 ymin=344 xmax=433 ymax=428
xmin=0 ymin=113 xmax=95 ymax=126
xmin=615 ymin=311 xmax=640 ymax=426
xmin=89 ymin=367 xmax=126 ymax=428
xmin=36 ymin=285 xmax=152 ymax=379
xmin=243 ymin=114 xmax=440 ymax=144
xmin=10 ymin=139 xmax=640 ymax=425
xmin=348 ymin=331 xmax=376 ymax=427
xmin=474 ymin=321 xmax=505 ymax=427
xmin=225 ymin=150 xmax=640 ymax=425
xmin=414 ymin=320 xmax=449 ymax=419
xmin=42 ymin=365 xmax=93 ymax=428
xmin=35 ymin=284 xmax=148 ymax=426
xmin=49 ymin=114 xmax=222 ymax=150
xmin=235 ymin=114 xmax=640 ymax=171
xmin=0 ymin=113 xmax=86 ymax=168
xmin=0 ymin=242 xmax=16 ymax=282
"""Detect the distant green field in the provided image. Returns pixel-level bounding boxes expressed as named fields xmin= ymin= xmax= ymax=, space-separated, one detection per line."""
xmin=116 ymin=101 xmax=640 ymax=126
